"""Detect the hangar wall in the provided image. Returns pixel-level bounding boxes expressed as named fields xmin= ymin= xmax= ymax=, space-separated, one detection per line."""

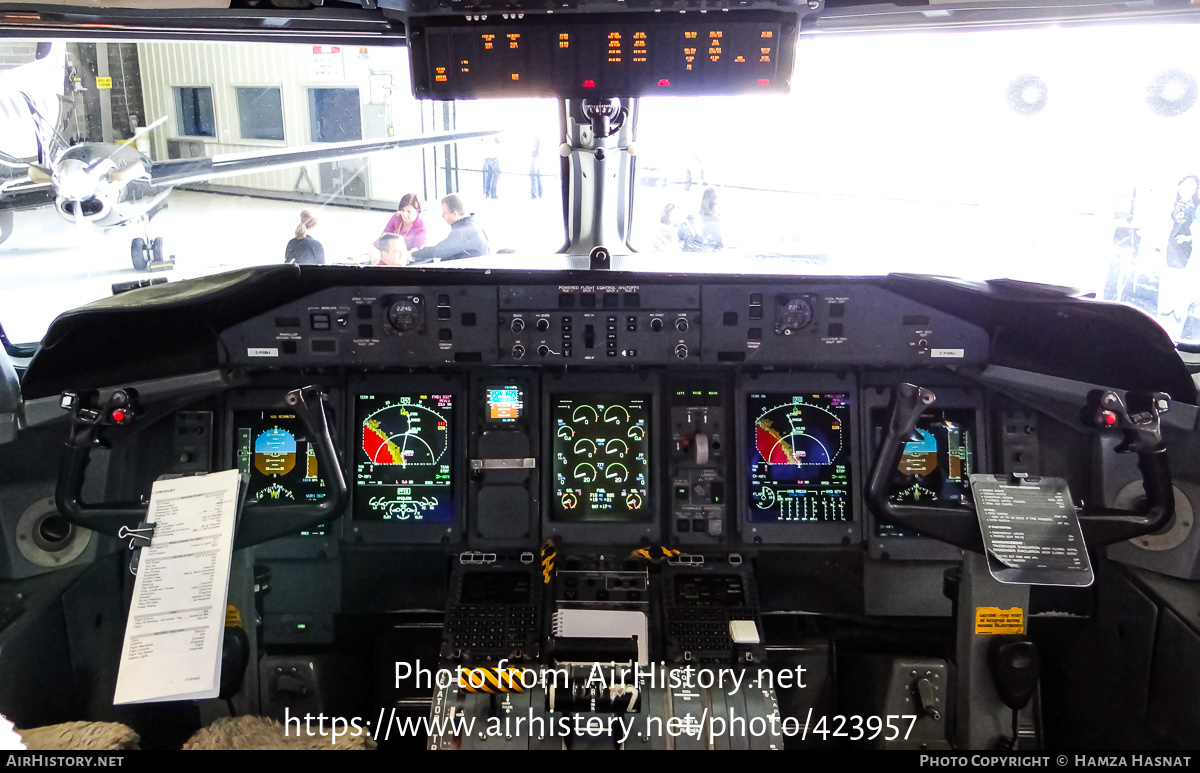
xmin=137 ymin=41 xmax=430 ymax=206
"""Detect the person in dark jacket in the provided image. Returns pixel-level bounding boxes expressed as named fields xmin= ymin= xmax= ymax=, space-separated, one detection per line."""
xmin=283 ymin=209 xmax=325 ymax=265
xmin=408 ymin=194 xmax=489 ymax=264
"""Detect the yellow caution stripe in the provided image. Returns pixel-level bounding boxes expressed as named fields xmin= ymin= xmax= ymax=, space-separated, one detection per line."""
xmin=458 ymin=668 xmax=531 ymax=693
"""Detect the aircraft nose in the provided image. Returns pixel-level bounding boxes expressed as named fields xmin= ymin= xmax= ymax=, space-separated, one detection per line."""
xmin=53 ymin=160 xmax=97 ymax=200
xmin=57 ymin=197 xmax=106 ymax=218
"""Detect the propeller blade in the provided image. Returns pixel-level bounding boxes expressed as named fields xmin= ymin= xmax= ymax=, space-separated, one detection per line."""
xmin=28 ymin=164 xmax=52 ymax=184
xmin=107 ymin=161 xmax=147 ymax=184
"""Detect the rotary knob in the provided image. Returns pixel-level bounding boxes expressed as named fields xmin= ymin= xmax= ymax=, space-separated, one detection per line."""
xmin=511 ymin=344 xmax=526 ymax=359
xmin=511 ymin=318 xmax=526 ymax=333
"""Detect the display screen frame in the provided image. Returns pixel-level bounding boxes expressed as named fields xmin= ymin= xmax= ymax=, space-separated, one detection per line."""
xmin=484 ymin=383 xmax=526 ymax=425
xmin=541 ymin=372 xmax=661 ymax=544
xmin=550 ymin=393 xmax=652 ymax=524
xmin=736 ymin=372 xmax=861 ymax=546
xmin=223 ymin=386 xmax=344 ymax=559
xmin=344 ymin=375 xmax=466 ymax=545
xmin=860 ymin=381 xmax=987 ymax=562
xmin=409 ymin=10 xmax=799 ymax=99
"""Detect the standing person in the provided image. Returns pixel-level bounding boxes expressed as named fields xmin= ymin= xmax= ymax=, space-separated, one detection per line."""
xmin=483 ymin=138 xmax=501 ymax=199
xmin=698 ymin=187 xmax=724 ymax=251
xmin=407 ymin=193 xmax=489 ymax=263
xmin=1163 ymin=175 xmax=1200 ymax=323
xmin=284 ymin=209 xmax=325 ymax=265
xmin=530 ymin=138 xmax=543 ymax=199
xmin=377 ymin=194 xmax=427 ymax=251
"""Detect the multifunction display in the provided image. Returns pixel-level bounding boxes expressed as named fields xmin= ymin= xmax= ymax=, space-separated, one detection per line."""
xmin=411 ymin=14 xmax=791 ymax=98
xmin=552 ymin=395 xmax=650 ymax=521
xmin=354 ymin=394 xmax=454 ymax=523
xmin=236 ymin=411 xmax=327 ymax=505
xmin=748 ymin=393 xmax=852 ymax=522
xmin=485 ymin=385 xmax=524 ymax=424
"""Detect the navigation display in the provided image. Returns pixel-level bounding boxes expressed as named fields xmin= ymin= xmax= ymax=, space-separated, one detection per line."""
xmin=485 ymin=385 xmax=524 ymax=424
xmin=354 ymin=394 xmax=454 ymax=523
xmin=747 ymin=393 xmax=852 ymax=523
xmin=872 ymin=408 xmax=976 ymax=537
xmin=552 ymin=395 xmax=650 ymax=522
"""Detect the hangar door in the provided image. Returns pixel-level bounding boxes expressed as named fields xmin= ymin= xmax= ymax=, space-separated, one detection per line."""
xmin=308 ymin=87 xmax=367 ymax=200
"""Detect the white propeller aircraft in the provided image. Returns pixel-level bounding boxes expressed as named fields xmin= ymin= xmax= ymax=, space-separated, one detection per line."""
xmin=0 ymin=42 xmax=498 ymax=268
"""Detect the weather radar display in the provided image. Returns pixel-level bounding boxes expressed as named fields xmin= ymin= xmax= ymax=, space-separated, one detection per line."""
xmin=552 ymin=395 xmax=650 ymax=522
xmin=872 ymin=408 xmax=975 ymax=537
xmin=354 ymin=394 xmax=454 ymax=522
xmin=748 ymin=394 xmax=852 ymax=523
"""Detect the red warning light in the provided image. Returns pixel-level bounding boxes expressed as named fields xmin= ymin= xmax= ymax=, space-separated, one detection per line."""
xmin=658 ymin=79 xmax=670 ymax=87
xmin=583 ymin=79 xmax=596 ymax=88
xmin=757 ymin=78 xmax=770 ymax=86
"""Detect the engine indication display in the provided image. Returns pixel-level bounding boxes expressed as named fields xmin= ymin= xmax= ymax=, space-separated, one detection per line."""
xmin=872 ymin=408 xmax=975 ymax=537
xmin=354 ymin=394 xmax=454 ymax=523
xmin=748 ymin=393 xmax=852 ymax=523
xmin=552 ymin=395 xmax=650 ymax=522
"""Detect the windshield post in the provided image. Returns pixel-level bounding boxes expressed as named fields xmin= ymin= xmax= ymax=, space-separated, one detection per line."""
xmin=560 ymin=97 xmax=638 ymax=256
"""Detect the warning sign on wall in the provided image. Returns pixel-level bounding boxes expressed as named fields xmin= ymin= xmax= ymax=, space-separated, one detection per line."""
xmin=96 ymin=76 xmax=112 ymax=89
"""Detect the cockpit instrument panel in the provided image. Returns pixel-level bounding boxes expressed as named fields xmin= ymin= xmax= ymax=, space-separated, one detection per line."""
xmin=409 ymin=12 xmax=797 ymax=99
xmin=552 ymin=395 xmax=650 ymax=522
xmin=354 ymin=393 xmax=455 ymax=523
xmin=873 ymin=408 xmax=975 ymax=535
xmin=236 ymin=410 xmax=328 ymax=509
xmin=747 ymin=393 xmax=853 ymax=524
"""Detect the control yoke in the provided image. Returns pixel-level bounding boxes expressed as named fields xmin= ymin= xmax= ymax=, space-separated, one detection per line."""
xmin=56 ymin=385 xmax=348 ymax=548
xmin=865 ymin=383 xmax=1174 ymax=553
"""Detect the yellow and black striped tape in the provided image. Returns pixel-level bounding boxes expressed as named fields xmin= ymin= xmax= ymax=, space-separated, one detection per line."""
xmin=540 ymin=538 xmax=557 ymax=584
xmin=629 ymin=546 xmax=680 ymax=564
xmin=458 ymin=668 xmax=531 ymax=693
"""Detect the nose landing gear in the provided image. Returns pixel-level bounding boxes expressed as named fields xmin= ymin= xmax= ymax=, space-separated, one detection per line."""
xmin=130 ymin=233 xmax=173 ymax=272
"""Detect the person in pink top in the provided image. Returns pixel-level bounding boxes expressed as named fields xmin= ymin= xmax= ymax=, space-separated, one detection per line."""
xmin=377 ymin=193 xmax=427 ymax=251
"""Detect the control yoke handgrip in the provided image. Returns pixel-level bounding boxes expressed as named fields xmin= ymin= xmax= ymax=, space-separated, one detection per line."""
xmin=864 ymin=384 xmax=1175 ymax=553
xmin=56 ymin=385 xmax=349 ymax=548
xmin=865 ymin=384 xmax=984 ymax=553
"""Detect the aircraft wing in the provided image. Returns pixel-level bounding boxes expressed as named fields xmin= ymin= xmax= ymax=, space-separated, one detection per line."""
xmin=0 ymin=181 xmax=55 ymax=212
xmin=148 ymin=129 xmax=501 ymax=188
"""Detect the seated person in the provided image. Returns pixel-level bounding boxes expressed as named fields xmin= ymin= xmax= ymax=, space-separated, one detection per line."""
xmin=377 ymin=193 xmax=427 ymax=251
xmin=407 ymin=193 xmax=489 ymax=264
xmin=372 ymin=233 xmax=407 ymax=266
